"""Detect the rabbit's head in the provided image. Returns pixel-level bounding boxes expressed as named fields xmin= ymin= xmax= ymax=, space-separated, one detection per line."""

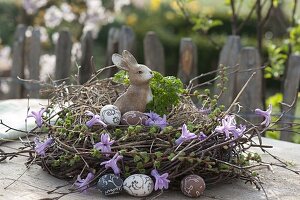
xmin=112 ymin=50 xmax=153 ymax=85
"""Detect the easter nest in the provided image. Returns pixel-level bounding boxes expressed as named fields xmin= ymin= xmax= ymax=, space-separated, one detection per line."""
xmin=21 ymin=71 xmax=269 ymax=191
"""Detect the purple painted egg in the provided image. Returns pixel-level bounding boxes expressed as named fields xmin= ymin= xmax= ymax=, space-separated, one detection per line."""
xmin=120 ymin=111 xmax=148 ymax=125
xmin=181 ymin=174 xmax=206 ymax=198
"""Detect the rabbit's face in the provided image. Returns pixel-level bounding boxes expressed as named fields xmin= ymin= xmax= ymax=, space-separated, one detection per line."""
xmin=128 ymin=64 xmax=153 ymax=85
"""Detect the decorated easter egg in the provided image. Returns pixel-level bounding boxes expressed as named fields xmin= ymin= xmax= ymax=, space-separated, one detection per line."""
xmin=120 ymin=111 xmax=148 ymax=125
xmin=181 ymin=174 xmax=206 ymax=198
xmin=123 ymin=174 xmax=154 ymax=197
xmin=100 ymin=105 xmax=121 ymax=126
xmin=97 ymin=174 xmax=123 ymax=196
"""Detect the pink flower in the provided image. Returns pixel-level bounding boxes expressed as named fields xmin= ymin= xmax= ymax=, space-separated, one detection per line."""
xmin=34 ymin=137 xmax=53 ymax=157
xmin=145 ymin=111 xmax=168 ymax=130
xmin=151 ymin=169 xmax=170 ymax=191
xmin=215 ymin=115 xmax=237 ymax=138
xmin=74 ymin=172 xmax=94 ymax=193
xmin=255 ymin=104 xmax=272 ymax=127
xmin=27 ymin=108 xmax=46 ymax=128
xmin=85 ymin=111 xmax=107 ymax=128
xmin=100 ymin=152 xmax=123 ymax=175
xmin=175 ymin=124 xmax=197 ymax=145
xmin=94 ymin=133 xmax=114 ymax=157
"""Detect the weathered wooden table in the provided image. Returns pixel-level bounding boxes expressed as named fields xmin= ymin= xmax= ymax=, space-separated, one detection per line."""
xmin=0 ymin=99 xmax=299 ymax=200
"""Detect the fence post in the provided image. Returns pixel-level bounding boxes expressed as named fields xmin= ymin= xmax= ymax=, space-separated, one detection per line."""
xmin=26 ymin=28 xmax=41 ymax=98
xmin=143 ymin=31 xmax=165 ymax=75
xmin=118 ymin=25 xmax=136 ymax=55
xmin=280 ymin=55 xmax=300 ymax=142
xmin=9 ymin=24 xmax=27 ymax=99
xmin=79 ymin=31 xmax=94 ymax=84
xmin=177 ymin=38 xmax=197 ymax=85
xmin=105 ymin=27 xmax=120 ymax=77
xmin=55 ymin=30 xmax=72 ymax=83
xmin=214 ymin=35 xmax=241 ymax=108
xmin=236 ymin=47 xmax=263 ymax=122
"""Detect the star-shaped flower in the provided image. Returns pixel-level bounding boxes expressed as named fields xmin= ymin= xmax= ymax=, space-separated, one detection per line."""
xmin=145 ymin=111 xmax=168 ymax=130
xmin=100 ymin=152 xmax=123 ymax=175
xmin=27 ymin=108 xmax=46 ymax=128
xmin=151 ymin=169 xmax=170 ymax=191
xmin=215 ymin=115 xmax=237 ymax=138
xmin=94 ymin=133 xmax=114 ymax=157
xmin=232 ymin=125 xmax=246 ymax=138
xmin=198 ymin=132 xmax=207 ymax=141
xmin=175 ymin=124 xmax=197 ymax=145
xmin=34 ymin=137 xmax=54 ymax=157
xmin=255 ymin=104 xmax=272 ymax=127
xmin=85 ymin=111 xmax=107 ymax=128
xmin=74 ymin=172 xmax=94 ymax=193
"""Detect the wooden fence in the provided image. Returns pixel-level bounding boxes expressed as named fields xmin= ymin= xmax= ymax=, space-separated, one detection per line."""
xmin=0 ymin=24 xmax=300 ymax=142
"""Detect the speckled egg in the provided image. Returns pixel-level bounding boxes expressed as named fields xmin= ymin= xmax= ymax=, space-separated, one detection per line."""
xmin=120 ymin=111 xmax=148 ymax=125
xmin=100 ymin=105 xmax=121 ymax=126
xmin=181 ymin=174 xmax=206 ymax=198
xmin=123 ymin=174 xmax=154 ymax=197
xmin=97 ymin=174 xmax=123 ymax=196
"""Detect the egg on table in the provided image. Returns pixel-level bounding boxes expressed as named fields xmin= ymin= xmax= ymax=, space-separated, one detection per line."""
xmin=120 ymin=111 xmax=148 ymax=125
xmin=100 ymin=105 xmax=121 ymax=126
xmin=180 ymin=174 xmax=206 ymax=198
xmin=123 ymin=174 xmax=154 ymax=197
xmin=97 ymin=174 xmax=123 ymax=196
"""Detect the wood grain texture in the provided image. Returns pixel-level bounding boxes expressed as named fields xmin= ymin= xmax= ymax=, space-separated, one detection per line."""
xmin=177 ymin=38 xmax=197 ymax=85
xmin=280 ymin=55 xmax=300 ymax=141
xmin=214 ymin=35 xmax=241 ymax=108
xmin=55 ymin=30 xmax=72 ymax=83
xmin=236 ymin=47 xmax=263 ymax=123
xmin=26 ymin=28 xmax=41 ymax=98
xmin=143 ymin=31 xmax=165 ymax=75
xmin=9 ymin=24 xmax=27 ymax=99
xmin=79 ymin=31 xmax=94 ymax=84
xmin=105 ymin=27 xmax=120 ymax=77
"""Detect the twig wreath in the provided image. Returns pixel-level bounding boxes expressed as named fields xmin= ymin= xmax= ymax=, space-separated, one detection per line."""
xmin=0 ymin=57 xmax=299 ymax=199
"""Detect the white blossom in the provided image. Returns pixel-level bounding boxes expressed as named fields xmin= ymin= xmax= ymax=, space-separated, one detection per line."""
xmin=0 ymin=46 xmax=12 ymax=71
xmin=71 ymin=42 xmax=82 ymax=63
xmin=60 ymin=3 xmax=76 ymax=22
xmin=114 ymin=0 xmax=130 ymax=12
xmin=44 ymin=5 xmax=63 ymax=28
xmin=39 ymin=54 xmax=56 ymax=82
xmin=39 ymin=26 xmax=49 ymax=43
xmin=51 ymin=32 xmax=59 ymax=44
xmin=23 ymin=0 xmax=48 ymax=15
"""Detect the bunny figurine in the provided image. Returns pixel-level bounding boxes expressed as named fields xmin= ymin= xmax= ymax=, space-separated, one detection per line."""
xmin=112 ymin=50 xmax=153 ymax=114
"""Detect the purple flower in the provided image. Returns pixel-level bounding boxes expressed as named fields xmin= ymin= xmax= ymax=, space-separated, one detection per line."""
xmin=94 ymin=133 xmax=114 ymax=157
xmin=175 ymin=124 xmax=197 ymax=145
xmin=85 ymin=111 xmax=107 ymax=128
xmin=27 ymin=108 xmax=46 ymax=128
xmin=100 ymin=152 xmax=123 ymax=175
xmin=198 ymin=132 xmax=207 ymax=141
xmin=215 ymin=115 xmax=237 ymax=138
xmin=151 ymin=169 xmax=170 ymax=191
xmin=255 ymin=104 xmax=272 ymax=127
xmin=145 ymin=111 xmax=168 ymax=130
xmin=232 ymin=125 xmax=246 ymax=138
xmin=74 ymin=172 xmax=94 ymax=193
xmin=34 ymin=137 xmax=53 ymax=157
xmin=199 ymin=107 xmax=211 ymax=115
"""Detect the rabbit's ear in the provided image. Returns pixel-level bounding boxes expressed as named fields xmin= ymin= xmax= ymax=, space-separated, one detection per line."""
xmin=122 ymin=50 xmax=138 ymax=66
xmin=112 ymin=53 xmax=130 ymax=71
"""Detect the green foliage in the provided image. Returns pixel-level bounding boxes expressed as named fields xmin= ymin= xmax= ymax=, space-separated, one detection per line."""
xmin=113 ymin=70 xmax=130 ymax=85
xmin=265 ymin=44 xmax=287 ymax=79
xmin=113 ymin=70 xmax=184 ymax=115
xmin=192 ymin=15 xmax=223 ymax=34
xmin=289 ymin=23 xmax=300 ymax=54
xmin=147 ymin=71 xmax=184 ymax=115
xmin=266 ymin=93 xmax=283 ymax=108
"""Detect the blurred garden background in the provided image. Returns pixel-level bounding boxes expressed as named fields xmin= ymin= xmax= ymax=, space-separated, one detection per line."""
xmin=0 ymin=0 xmax=300 ymax=143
